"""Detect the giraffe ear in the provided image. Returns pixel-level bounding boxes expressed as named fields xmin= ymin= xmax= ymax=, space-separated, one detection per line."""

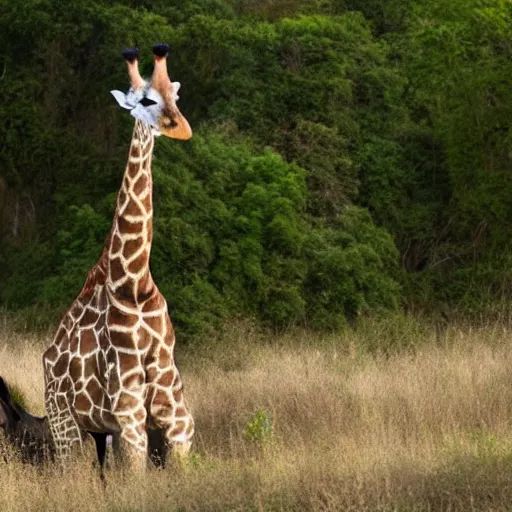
xmin=172 ymin=82 xmax=181 ymax=99
xmin=111 ymin=90 xmax=132 ymax=110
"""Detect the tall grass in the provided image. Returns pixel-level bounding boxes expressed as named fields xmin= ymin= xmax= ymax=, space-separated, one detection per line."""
xmin=2 ymin=315 xmax=512 ymax=510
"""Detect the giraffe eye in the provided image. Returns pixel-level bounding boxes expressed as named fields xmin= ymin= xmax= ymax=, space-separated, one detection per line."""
xmin=140 ymin=97 xmax=157 ymax=107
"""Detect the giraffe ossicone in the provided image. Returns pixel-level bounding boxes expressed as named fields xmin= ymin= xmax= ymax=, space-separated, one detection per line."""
xmin=42 ymin=44 xmax=194 ymax=472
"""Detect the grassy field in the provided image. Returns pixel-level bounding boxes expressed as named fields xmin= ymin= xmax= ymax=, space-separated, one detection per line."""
xmin=2 ymin=315 xmax=512 ymax=511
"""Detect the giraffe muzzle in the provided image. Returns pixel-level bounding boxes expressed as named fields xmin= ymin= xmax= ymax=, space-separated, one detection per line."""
xmin=151 ymin=43 xmax=192 ymax=140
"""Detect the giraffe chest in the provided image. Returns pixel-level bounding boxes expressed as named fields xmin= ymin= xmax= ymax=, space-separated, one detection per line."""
xmin=43 ymin=283 xmax=173 ymax=429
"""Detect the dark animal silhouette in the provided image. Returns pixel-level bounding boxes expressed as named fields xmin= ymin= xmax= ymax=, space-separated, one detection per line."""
xmin=0 ymin=376 xmax=165 ymax=473
xmin=0 ymin=376 xmax=54 ymax=464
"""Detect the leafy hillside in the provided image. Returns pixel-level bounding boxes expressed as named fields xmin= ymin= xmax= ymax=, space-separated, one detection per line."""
xmin=1 ymin=0 xmax=511 ymax=337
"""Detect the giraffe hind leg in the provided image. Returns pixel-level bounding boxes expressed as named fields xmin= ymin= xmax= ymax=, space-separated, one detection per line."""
xmin=147 ymin=370 xmax=194 ymax=461
xmin=88 ymin=431 xmax=108 ymax=480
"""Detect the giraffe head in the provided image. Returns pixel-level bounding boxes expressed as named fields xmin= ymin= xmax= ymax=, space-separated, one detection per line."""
xmin=111 ymin=44 xmax=192 ymax=140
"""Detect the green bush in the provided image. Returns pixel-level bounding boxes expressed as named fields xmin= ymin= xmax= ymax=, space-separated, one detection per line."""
xmin=3 ymin=0 xmax=510 ymax=340
xmin=243 ymin=410 xmax=273 ymax=443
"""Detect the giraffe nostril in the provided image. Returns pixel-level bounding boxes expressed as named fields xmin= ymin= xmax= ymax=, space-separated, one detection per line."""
xmin=161 ymin=116 xmax=177 ymax=128
xmin=122 ymin=48 xmax=139 ymax=63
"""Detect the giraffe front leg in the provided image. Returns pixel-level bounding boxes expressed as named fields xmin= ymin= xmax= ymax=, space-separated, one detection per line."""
xmin=51 ymin=419 xmax=85 ymax=463
xmin=45 ymin=384 xmax=84 ymax=463
xmin=114 ymin=404 xmax=148 ymax=472
xmin=148 ymin=372 xmax=194 ymax=463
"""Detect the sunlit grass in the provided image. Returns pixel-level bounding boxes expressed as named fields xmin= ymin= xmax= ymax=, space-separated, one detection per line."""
xmin=2 ymin=315 xmax=512 ymax=511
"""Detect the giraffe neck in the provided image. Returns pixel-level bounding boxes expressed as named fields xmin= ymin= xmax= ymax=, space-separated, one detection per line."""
xmin=107 ymin=120 xmax=155 ymax=301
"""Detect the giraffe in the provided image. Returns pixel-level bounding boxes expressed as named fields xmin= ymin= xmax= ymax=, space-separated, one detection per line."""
xmin=42 ymin=44 xmax=194 ymax=472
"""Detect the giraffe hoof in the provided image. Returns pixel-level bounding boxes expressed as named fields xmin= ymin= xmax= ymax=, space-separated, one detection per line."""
xmin=122 ymin=48 xmax=139 ymax=62
xmin=152 ymin=43 xmax=169 ymax=58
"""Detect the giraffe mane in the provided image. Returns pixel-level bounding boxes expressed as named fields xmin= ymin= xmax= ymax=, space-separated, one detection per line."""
xmin=79 ymin=247 xmax=109 ymax=297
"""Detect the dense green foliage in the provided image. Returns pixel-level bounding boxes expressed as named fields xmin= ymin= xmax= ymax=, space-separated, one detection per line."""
xmin=0 ymin=0 xmax=511 ymax=338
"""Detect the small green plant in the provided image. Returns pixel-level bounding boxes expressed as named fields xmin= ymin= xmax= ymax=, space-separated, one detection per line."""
xmin=243 ymin=410 xmax=273 ymax=443
xmin=187 ymin=451 xmax=203 ymax=468
xmin=443 ymin=429 xmax=512 ymax=460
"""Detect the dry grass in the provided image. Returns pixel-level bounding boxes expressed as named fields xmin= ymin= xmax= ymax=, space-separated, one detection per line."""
xmin=2 ymin=315 xmax=512 ymax=511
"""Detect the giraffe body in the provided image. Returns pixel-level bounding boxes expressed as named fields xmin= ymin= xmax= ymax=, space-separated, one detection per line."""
xmin=43 ymin=48 xmax=194 ymax=469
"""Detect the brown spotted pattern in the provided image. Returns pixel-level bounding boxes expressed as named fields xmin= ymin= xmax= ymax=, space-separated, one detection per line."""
xmin=43 ymin=119 xmax=194 ymax=470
